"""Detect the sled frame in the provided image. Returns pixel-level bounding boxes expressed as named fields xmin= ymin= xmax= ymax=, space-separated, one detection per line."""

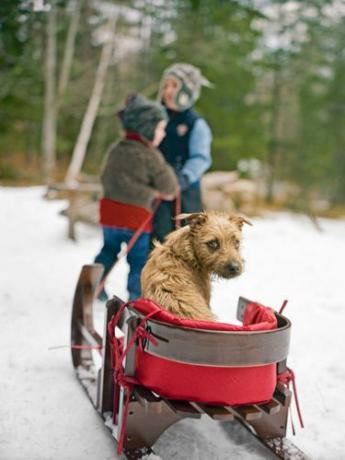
xmin=71 ymin=264 xmax=310 ymax=459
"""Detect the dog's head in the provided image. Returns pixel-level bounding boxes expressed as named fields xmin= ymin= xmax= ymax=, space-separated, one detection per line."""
xmin=175 ymin=211 xmax=252 ymax=279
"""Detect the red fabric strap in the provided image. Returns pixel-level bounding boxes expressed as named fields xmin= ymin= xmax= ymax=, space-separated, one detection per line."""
xmin=99 ymin=198 xmax=153 ymax=232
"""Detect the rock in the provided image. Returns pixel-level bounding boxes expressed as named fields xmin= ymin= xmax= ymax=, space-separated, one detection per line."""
xmin=201 ymin=171 xmax=239 ymax=190
xmin=223 ymin=179 xmax=257 ymax=196
xmin=202 ymin=172 xmax=259 ymax=215
xmin=202 ymin=189 xmax=235 ymax=213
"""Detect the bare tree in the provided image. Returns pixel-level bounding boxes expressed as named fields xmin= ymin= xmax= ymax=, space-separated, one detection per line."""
xmin=42 ymin=1 xmax=57 ymax=184
xmin=266 ymin=60 xmax=282 ymax=203
xmin=58 ymin=0 xmax=82 ymax=104
xmin=65 ymin=16 xmax=117 ymax=186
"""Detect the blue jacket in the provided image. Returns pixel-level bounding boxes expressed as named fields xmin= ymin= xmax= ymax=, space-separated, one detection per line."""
xmin=159 ymin=108 xmax=212 ymax=185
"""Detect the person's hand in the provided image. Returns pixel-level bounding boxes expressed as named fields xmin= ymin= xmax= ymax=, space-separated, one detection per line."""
xmin=177 ymin=172 xmax=190 ymax=191
xmin=153 ymin=190 xmax=176 ymax=201
xmin=159 ymin=193 xmax=176 ymax=201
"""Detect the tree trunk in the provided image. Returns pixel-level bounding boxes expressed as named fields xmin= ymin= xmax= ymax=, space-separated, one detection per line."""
xmin=58 ymin=0 xmax=82 ymax=104
xmin=266 ymin=62 xmax=282 ymax=203
xmin=64 ymin=16 xmax=117 ymax=186
xmin=42 ymin=2 xmax=57 ymax=184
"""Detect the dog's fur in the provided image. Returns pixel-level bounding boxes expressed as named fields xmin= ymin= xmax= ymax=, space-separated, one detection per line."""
xmin=141 ymin=212 xmax=252 ymax=321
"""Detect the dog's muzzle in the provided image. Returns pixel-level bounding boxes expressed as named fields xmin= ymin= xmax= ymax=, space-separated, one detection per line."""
xmin=226 ymin=261 xmax=242 ymax=276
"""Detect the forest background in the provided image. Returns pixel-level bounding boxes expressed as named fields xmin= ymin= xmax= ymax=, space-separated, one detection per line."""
xmin=1 ymin=0 xmax=344 ymax=211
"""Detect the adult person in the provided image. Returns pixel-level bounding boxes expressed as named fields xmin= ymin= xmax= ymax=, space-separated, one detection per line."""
xmin=152 ymin=63 xmax=213 ymax=242
xmin=94 ymin=94 xmax=178 ymax=301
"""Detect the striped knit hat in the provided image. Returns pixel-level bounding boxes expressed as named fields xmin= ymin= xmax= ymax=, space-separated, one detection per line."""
xmin=158 ymin=63 xmax=212 ymax=111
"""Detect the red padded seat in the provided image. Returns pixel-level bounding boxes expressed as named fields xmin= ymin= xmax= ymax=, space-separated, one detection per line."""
xmin=129 ymin=299 xmax=278 ymax=406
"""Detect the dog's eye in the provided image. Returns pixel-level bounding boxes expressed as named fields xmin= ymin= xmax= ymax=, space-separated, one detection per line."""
xmin=206 ymin=239 xmax=220 ymax=250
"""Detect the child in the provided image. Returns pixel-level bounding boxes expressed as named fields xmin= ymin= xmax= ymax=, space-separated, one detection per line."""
xmin=94 ymin=94 xmax=178 ymax=300
xmin=153 ymin=63 xmax=213 ymax=242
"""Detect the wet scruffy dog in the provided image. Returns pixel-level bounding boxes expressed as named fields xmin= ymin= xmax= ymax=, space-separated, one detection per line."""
xmin=141 ymin=212 xmax=252 ymax=321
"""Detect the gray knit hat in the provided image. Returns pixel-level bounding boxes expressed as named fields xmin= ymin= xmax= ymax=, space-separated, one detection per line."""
xmin=158 ymin=63 xmax=212 ymax=111
xmin=122 ymin=94 xmax=168 ymax=141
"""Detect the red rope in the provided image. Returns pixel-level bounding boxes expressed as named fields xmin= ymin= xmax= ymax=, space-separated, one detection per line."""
xmin=279 ymin=299 xmax=289 ymax=314
xmin=71 ymin=344 xmax=102 ymax=350
xmin=126 ymin=198 xmax=161 ymax=254
xmin=277 ymin=300 xmax=304 ymax=434
xmin=277 ymin=367 xmax=304 ymax=434
xmin=174 ymin=189 xmax=181 ymax=229
xmin=277 ymin=298 xmax=304 ymax=434
xmin=107 ymin=302 xmax=159 ymax=454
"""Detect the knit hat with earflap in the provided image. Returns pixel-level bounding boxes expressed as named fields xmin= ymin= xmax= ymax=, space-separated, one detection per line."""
xmin=121 ymin=94 xmax=168 ymax=141
xmin=158 ymin=63 xmax=212 ymax=112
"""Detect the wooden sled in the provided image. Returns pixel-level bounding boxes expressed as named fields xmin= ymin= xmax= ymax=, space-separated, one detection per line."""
xmin=71 ymin=264 xmax=309 ymax=459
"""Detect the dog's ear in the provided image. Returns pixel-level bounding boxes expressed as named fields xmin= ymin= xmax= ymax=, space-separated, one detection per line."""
xmin=229 ymin=215 xmax=253 ymax=230
xmin=175 ymin=212 xmax=208 ymax=229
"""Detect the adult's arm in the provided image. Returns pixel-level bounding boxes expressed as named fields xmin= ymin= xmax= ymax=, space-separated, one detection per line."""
xmin=181 ymin=118 xmax=212 ymax=185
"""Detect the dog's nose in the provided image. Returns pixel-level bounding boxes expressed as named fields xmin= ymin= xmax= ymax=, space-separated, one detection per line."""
xmin=227 ymin=262 xmax=241 ymax=274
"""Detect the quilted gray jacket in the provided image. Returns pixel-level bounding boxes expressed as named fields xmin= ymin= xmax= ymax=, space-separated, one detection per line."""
xmin=101 ymin=139 xmax=178 ymax=209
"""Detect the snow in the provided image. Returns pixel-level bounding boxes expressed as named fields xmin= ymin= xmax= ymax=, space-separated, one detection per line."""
xmin=1 ymin=186 xmax=345 ymax=460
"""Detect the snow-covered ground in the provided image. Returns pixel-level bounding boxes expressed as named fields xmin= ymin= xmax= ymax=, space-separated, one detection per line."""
xmin=1 ymin=186 xmax=344 ymax=460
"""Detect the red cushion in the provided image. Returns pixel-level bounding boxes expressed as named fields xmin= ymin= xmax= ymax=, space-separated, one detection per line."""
xmin=131 ymin=298 xmax=277 ymax=332
xmin=129 ymin=299 xmax=278 ymax=406
xmin=136 ymin=352 xmax=276 ymax=406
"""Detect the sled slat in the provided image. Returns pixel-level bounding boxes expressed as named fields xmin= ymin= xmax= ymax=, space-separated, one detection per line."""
xmin=135 ymin=386 xmax=161 ymax=403
xmin=273 ymin=383 xmax=290 ymax=406
xmin=231 ymin=405 xmax=263 ymax=421
xmin=256 ymin=399 xmax=281 ymax=415
xmin=225 ymin=405 xmax=262 ymax=421
xmin=192 ymin=403 xmax=234 ymax=421
xmin=134 ymin=387 xmax=162 ymax=412
xmin=164 ymin=400 xmax=201 ymax=418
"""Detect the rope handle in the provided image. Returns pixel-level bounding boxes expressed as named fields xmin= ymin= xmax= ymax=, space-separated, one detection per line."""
xmin=276 ymin=299 xmax=304 ymax=434
xmin=279 ymin=299 xmax=289 ymax=314
xmin=278 ymin=367 xmax=304 ymax=434
xmin=174 ymin=189 xmax=182 ymax=229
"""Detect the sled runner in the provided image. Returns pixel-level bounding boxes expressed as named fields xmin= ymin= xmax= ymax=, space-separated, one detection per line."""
xmin=71 ymin=264 xmax=309 ymax=459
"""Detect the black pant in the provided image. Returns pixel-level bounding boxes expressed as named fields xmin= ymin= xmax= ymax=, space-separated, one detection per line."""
xmin=152 ymin=181 xmax=202 ymax=243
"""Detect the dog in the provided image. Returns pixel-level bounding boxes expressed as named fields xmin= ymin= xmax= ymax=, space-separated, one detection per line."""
xmin=141 ymin=211 xmax=252 ymax=321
